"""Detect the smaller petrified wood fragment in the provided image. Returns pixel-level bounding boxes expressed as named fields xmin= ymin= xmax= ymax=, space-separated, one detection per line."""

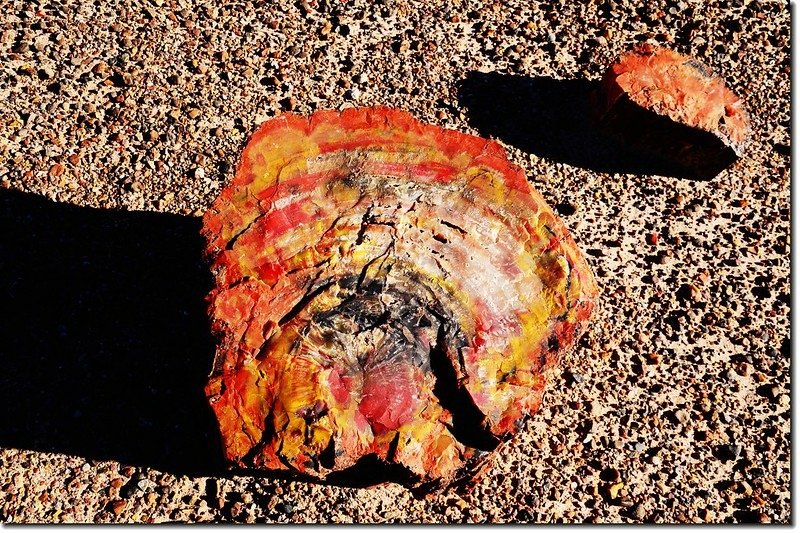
xmin=595 ymin=45 xmax=750 ymax=179
xmin=202 ymin=107 xmax=597 ymax=494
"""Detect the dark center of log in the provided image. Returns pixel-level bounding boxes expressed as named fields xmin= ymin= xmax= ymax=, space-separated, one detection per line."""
xmin=284 ymin=276 xmax=499 ymax=473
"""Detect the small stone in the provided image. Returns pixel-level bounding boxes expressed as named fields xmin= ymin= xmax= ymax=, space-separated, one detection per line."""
xmin=734 ymin=361 xmax=750 ymax=377
xmin=49 ymin=163 xmax=65 ymax=178
xmin=608 ymin=482 xmax=624 ymax=500
xmin=18 ymin=64 xmax=35 ymax=76
xmin=33 ymin=34 xmax=50 ymax=51
xmin=675 ymin=410 xmax=690 ymax=424
xmin=630 ymin=503 xmax=646 ymax=520
xmin=716 ymin=444 xmax=742 ymax=461
xmin=93 ymin=61 xmax=110 ymax=75
xmin=111 ymin=500 xmax=127 ymax=516
xmin=38 ymin=66 xmax=55 ymax=79
xmin=767 ymin=384 xmax=782 ymax=399
xmin=187 ymin=108 xmax=202 ymax=119
xmin=569 ymin=371 xmax=585 ymax=384
xmin=280 ymin=97 xmax=297 ymax=111
xmin=600 ymin=468 xmax=620 ymax=482
xmin=136 ymin=478 xmax=155 ymax=492
xmin=12 ymin=39 xmax=29 ymax=53
xmin=0 ymin=29 xmax=15 ymax=45
xmin=194 ymin=167 xmax=205 ymax=180
xmin=646 ymin=233 xmax=658 ymax=245
xmin=347 ymin=88 xmax=362 ymax=101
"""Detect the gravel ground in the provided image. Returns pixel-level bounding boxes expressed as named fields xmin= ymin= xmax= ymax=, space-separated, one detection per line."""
xmin=0 ymin=0 xmax=790 ymax=524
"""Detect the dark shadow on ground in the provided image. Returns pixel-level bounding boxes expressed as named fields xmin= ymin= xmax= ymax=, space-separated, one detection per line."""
xmin=0 ymin=189 xmax=429 ymax=491
xmin=0 ymin=188 xmax=224 ymax=476
xmin=456 ymin=71 xmax=704 ymax=180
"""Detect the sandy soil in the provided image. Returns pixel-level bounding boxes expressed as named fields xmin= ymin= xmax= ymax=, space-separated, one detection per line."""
xmin=0 ymin=0 xmax=790 ymax=524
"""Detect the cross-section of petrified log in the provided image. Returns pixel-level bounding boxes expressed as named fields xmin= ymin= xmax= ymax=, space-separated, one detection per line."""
xmin=201 ymin=107 xmax=598 ymax=494
xmin=595 ymin=45 xmax=750 ymax=179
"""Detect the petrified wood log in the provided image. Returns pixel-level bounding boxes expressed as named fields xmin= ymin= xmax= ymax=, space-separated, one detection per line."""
xmin=201 ymin=107 xmax=598 ymax=494
xmin=595 ymin=45 xmax=750 ymax=179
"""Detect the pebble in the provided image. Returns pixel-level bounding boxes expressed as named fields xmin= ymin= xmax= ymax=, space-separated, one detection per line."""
xmin=38 ymin=66 xmax=55 ymax=79
xmin=630 ymin=504 xmax=646 ymax=520
xmin=48 ymin=163 xmax=65 ymax=178
xmin=717 ymin=444 xmax=743 ymax=461
xmin=33 ymin=34 xmax=50 ymax=51
xmin=570 ymin=371 xmax=585 ymax=384
xmin=111 ymin=500 xmax=126 ymax=516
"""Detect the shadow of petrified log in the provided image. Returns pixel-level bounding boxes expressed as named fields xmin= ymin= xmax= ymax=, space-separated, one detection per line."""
xmin=456 ymin=71 xmax=712 ymax=181
xmin=0 ymin=188 xmax=224 ymax=476
xmin=0 ymin=188 xmax=461 ymax=490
